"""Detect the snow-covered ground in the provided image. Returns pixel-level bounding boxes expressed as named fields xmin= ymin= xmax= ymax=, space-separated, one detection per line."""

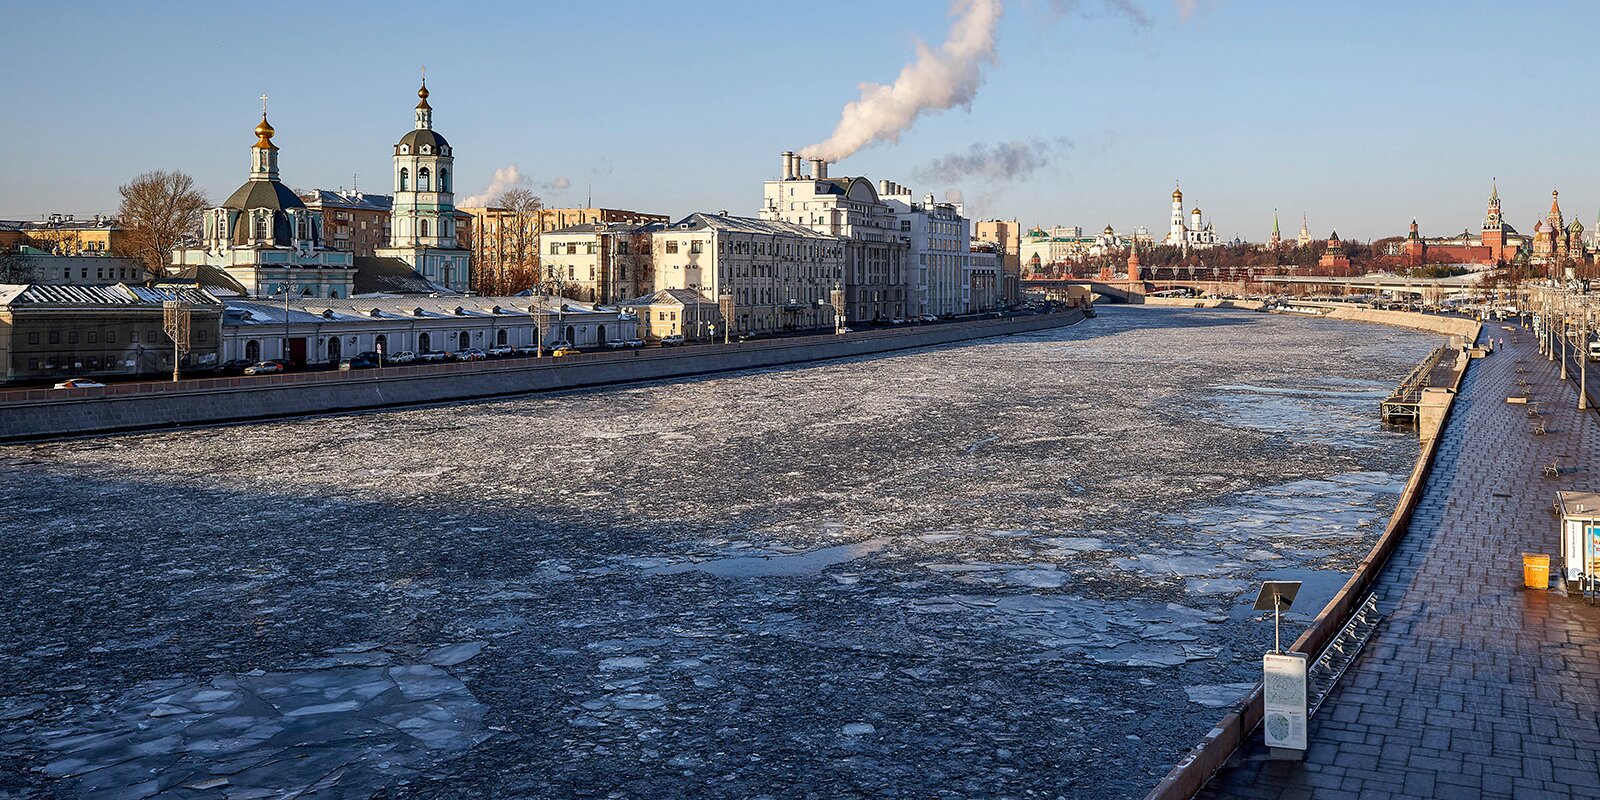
xmin=0 ymin=306 xmax=1441 ymax=798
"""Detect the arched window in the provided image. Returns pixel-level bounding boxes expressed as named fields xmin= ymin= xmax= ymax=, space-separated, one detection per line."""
xmin=418 ymin=168 xmax=431 ymax=191
xmin=418 ymin=332 xmax=431 ymax=353
xmin=496 ymin=329 xmax=507 ymax=346
xmin=327 ymin=337 xmax=342 ymax=362
xmin=254 ymin=214 xmax=268 ymax=240
xmin=440 ymin=168 xmax=450 ymax=193
xmin=458 ymin=331 xmax=470 ymax=350
xmin=375 ymin=334 xmax=387 ymax=352
xmin=245 ymin=340 xmax=260 ymax=361
xmin=399 ymin=168 xmax=409 ymax=191
xmin=565 ymin=325 xmax=576 ymax=345
xmin=419 ymin=219 xmax=429 ymax=239
xmin=597 ymin=324 xmax=607 ymax=345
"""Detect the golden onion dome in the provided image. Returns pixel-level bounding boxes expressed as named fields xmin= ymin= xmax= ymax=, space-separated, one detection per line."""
xmin=1191 ymin=207 xmax=1202 ymax=216
xmin=417 ymin=80 xmax=431 ymax=110
xmin=253 ymin=115 xmax=276 ymax=148
xmin=1172 ymin=187 xmax=1182 ymax=201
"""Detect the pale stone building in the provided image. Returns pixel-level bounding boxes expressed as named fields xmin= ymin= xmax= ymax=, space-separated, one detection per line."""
xmin=880 ymin=183 xmax=969 ymax=317
xmin=220 ymin=294 xmax=638 ymax=365
xmin=761 ymin=152 xmax=909 ymax=324
xmin=650 ymin=212 xmax=845 ymax=335
xmin=540 ymin=222 xmax=664 ymax=304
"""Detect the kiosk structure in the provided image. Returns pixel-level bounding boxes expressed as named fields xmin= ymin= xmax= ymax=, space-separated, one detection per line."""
xmin=1556 ymin=491 xmax=1600 ymax=596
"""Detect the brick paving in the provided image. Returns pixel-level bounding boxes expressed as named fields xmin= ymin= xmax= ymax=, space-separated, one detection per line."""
xmin=1198 ymin=323 xmax=1600 ymax=800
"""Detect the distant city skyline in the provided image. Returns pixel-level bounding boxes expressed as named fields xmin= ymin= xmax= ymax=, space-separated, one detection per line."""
xmin=3 ymin=0 xmax=1598 ymax=240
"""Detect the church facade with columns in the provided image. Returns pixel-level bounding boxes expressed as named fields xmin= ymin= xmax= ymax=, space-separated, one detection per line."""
xmin=171 ymin=105 xmax=355 ymax=298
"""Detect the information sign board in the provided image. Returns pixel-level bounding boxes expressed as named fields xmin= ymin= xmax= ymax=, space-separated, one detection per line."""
xmin=1263 ymin=651 xmax=1309 ymax=751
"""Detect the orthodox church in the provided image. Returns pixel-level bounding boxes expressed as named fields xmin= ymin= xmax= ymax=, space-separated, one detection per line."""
xmin=1163 ymin=184 xmax=1221 ymax=252
xmin=170 ymin=107 xmax=355 ymax=298
xmin=372 ymin=79 xmax=471 ymax=293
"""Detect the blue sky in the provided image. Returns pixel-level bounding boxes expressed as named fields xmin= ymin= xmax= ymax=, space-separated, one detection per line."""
xmin=2 ymin=0 xmax=1597 ymax=240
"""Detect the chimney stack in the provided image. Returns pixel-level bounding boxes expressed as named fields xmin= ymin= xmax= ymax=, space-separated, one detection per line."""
xmin=781 ymin=151 xmax=795 ymax=180
xmin=811 ymin=158 xmax=827 ymax=180
xmin=879 ymin=179 xmax=891 ymax=195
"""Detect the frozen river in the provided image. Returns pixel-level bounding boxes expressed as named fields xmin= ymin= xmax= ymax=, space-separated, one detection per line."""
xmin=0 ymin=307 xmax=1442 ymax=799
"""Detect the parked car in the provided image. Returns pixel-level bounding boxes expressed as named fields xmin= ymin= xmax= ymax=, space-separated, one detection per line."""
xmin=488 ymin=346 xmax=515 ymax=358
xmin=341 ymin=355 xmax=379 ymax=370
xmin=552 ymin=345 xmax=582 ymax=357
xmin=218 ymin=359 xmax=255 ymax=374
xmin=547 ymin=340 xmax=574 ymax=351
xmin=450 ymin=349 xmax=487 ymax=362
xmin=52 ymin=378 xmax=106 ymax=389
xmin=243 ymin=361 xmax=283 ymax=375
xmin=604 ymin=340 xmax=628 ymax=349
xmin=920 ymin=314 xmax=937 ymax=323
xmin=838 ymin=326 xmax=854 ymax=333
xmin=890 ymin=317 xmax=906 ymax=325
xmin=736 ymin=331 xmax=759 ymax=342
xmin=623 ymin=338 xmax=645 ymax=348
xmin=387 ymin=350 xmax=417 ymax=364
xmin=416 ymin=351 xmax=448 ymax=363
xmin=512 ymin=345 xmax=540 ymax=357
xmin=660 ymin=335 xmax=686 ymax=346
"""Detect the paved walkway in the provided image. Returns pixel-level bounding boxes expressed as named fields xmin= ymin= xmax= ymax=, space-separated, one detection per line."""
xmin=1199 ymin=323 xmax=1600 ymax=800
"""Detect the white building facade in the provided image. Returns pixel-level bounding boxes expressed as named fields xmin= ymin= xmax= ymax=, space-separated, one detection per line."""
xmin=880 ymin=183 xmax=970 ymax=317
xmin=220 ymin=295 xmax=638 ymax=365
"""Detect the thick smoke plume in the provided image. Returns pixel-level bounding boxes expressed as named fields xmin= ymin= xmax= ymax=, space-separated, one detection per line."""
xmin=461 ymin=165 xmax=530 ymax=207
xmin=916 ymin=137 xmax=1070 ymax=184
xmin=802 ymin=0 xmax=1002 ymax=163
xmin=461 ymin=166 xmax=570 ymax=207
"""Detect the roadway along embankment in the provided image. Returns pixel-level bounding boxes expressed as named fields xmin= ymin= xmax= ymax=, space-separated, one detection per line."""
xmin=0 ymin=309 xmax=1084 ymax=442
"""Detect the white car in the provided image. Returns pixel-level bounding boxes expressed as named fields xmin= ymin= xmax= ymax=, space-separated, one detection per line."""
xmin=416 ymin=352 xmax=448 ymax=363
xmin=487 ymin=346 xmax=515 ymax=358
xmin=624 ymin=338 xmax=645 ymax=348
xmin=604 ymin=340 xmax=628 ymax=349
xmin=387 ymin=351 xmax=417 ymax=364
xmin=53 ymin=378 xmax=106 ymax=389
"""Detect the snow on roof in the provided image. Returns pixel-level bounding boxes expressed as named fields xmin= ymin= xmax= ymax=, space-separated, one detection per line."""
xmin=0 ymin=283 xmax=219 ymax=307
xmin=223 ymin=294 xmax=625 ymax=326
xmin=668 ymin=212 xmax=844 ymax=241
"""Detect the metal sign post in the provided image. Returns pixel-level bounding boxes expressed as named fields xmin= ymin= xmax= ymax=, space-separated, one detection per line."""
xmin=162 ymin=300 xmax=192 ymax=383
xmin=1254 ymin=581 xmax=1306 ymax=759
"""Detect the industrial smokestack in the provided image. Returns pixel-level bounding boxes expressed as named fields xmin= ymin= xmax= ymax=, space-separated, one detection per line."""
xmin=782 ymin=151 xmax=796 ymax=179
xmin=811 ymin=158 xmax=827 ymax=179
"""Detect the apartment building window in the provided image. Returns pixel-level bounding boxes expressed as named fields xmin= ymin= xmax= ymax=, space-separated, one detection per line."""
xmin=666 ymin=241 xmax=679 ymax=254
xmin=566 ymin=243 xmax=577 ymax=255
xmin=49 ymin=331 xmax=59 ymax=344
xmin=147 ymin=331 xmax=157 ymax=343
xmin=28 ymin=333 xmax=38 ymax=345
xmin=88 ymin=331 xmax=98 ymax=343
xmin=105 ymin=331 xmax=116 ymax=343
xmin=550 ymin=242 xmax=561 ymax=255
xmin=690 ymin=241 xmax=703 ymax=254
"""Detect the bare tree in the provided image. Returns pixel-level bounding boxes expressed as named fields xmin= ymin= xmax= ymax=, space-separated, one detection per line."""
xmin=481 ymin=187 xmax=542 ymax=294
xmin=118 ymin=170 xmax=209 ymax=278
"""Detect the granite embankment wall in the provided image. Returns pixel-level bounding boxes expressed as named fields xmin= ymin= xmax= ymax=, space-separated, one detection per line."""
xmin=1144 ymin=310 xmax=1481 ymax=800
xmin=0 ymin=310 xmax=1084 ymax=441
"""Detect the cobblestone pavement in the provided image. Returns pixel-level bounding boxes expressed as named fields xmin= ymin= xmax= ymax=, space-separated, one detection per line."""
xmin=1200 ymin=322 xmax=1600 ymax=800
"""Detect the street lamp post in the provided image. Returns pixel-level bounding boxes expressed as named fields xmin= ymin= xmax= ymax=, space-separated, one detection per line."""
xmin=277 ymin=269 xmax=301 ymax=365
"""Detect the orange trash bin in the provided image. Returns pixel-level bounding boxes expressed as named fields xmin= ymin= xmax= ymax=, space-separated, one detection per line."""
xmin=1522 ymin=553 xmax=1550 ymax=589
